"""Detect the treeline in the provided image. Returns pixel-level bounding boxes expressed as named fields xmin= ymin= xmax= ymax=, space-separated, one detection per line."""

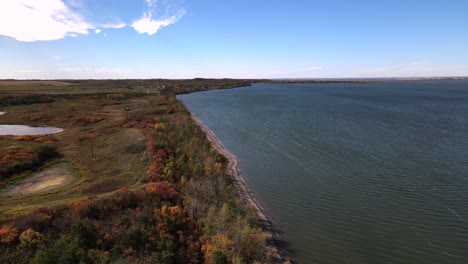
xmin=0 ymin=92 xmax=270 ymax=263
xmin=0 ymin=95 xmax=54 ymax=107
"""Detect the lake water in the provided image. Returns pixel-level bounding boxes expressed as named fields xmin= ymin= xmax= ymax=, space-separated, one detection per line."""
xmin=0 ymin=125 xmax=63 ymax=135
xmin=178 ymin=81 xmax=468 ymax=263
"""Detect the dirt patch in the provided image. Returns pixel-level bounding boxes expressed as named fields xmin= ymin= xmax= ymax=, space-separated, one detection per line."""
xmin=3 ymin=165 xmax=74 ymax=196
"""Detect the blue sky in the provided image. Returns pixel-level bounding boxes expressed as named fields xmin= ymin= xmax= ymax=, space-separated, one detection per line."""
xmin=0 ymin=0 xmax=467 ymax=79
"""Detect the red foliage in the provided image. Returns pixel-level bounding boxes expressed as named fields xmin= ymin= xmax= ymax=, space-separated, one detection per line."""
xmin=119 ymin=115 xmax=154 ymax=129
xmin=155 ymin=149 xmax=168 ymax=160
xmin=114 ymin=188 xmax=140 ymax=209
xmin=72 ymin=116 xmax=105 ymax=126
xmin=0 ymin=148 xmax=37 ymax=166
xmin=13 ymin=135 xmax=57 ymax=143
xmin=145 ymin=181 xmax=178 ymax=201
xmin=79 ymin=132 xmax=101 ymax=141
xmin=19 ymin=114 xmax=55 ymax=122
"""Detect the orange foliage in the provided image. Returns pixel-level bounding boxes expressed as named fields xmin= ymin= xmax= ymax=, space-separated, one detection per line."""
xmin=0 ymin=225 xmax=19 ymax=244
xmin=0 ymin=148 xmax=37 ymax=166
xmin=214 ymin=234 xmax=234 ymax=252
xmin=145 ymin=181 xmax=178 ymax=200
xmin=201 ymin=238 xmax=214 ymax=264
xmin=145 ymin=148 xmax=169 ymax=182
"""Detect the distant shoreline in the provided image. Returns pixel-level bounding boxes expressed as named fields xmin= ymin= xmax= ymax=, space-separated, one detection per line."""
xmin=190 ymin=114 xmax=286 ymax=263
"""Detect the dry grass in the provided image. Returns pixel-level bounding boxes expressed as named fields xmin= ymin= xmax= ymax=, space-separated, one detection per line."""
xmin=0 ymin=80 xmax=74 ymax=86
xmin=0 ymin=88 xmax=164 ymax=219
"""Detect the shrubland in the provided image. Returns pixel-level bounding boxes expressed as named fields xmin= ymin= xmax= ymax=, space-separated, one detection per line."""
xmin=0 ymin=80 xmax=275 ymax=263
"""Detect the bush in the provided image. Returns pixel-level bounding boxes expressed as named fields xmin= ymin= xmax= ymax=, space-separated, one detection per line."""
xmin=0 ymin=145 xmax=60 ymax=180
xmin=19 ymin=228 xmax=44 ymax=249
xmin=34 ymin=144 xmax=59 ymax=161
xmin=124 ymin=142 xmax=147 ymax=154
xmin=212 ymin=250 xmax=228 ymax=264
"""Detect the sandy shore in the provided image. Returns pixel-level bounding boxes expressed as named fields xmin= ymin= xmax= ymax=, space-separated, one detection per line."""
xmin=192 ymin=115 xmax=285 ymax=263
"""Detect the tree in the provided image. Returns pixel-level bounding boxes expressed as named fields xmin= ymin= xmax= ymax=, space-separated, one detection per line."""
xmin=71 ymin=220 xmax=97 ymax=248
xmin=19 ymin=228 xmax=44 ymax=250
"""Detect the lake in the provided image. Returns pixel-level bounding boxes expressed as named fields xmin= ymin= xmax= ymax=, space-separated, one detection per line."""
xmin=178 ymin=81 xmax=468 ymax=263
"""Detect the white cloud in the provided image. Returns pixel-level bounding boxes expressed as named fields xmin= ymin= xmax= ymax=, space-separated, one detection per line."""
xmin=0 ymin=0 xmax=92 ymax=42
xmin=52 ymin=55 xmax=63 ymax=60
xmin=132 ymin=1 xmax=185 ymax=35
xmin=0 ymin=0 xmax=184 ymax=42
xmin=94 ymin=23 xmax=126 ymax=34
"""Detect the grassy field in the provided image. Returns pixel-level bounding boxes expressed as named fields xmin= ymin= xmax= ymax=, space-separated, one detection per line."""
xmin=0 ymin=83 xmax=163 ymax=219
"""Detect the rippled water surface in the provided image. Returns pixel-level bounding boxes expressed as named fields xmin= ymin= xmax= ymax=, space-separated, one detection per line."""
xmin=178 ymin=81 xmax=468 ymax=263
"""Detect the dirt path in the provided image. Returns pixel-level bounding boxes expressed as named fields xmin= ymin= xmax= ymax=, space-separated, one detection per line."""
xmin=192 ymin=116 xmax=285 ymax=263
xmin=3 ymin=166 xmax=74 ymax=196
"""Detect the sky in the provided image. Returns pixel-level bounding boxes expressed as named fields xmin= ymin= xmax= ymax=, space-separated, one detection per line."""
xmin=0 ymin=0 xmax=467 ymax=79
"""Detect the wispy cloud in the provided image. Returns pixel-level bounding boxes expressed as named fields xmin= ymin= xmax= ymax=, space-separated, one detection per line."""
xmin=132 ymin=0 xmax=185 ymax=35
xmin=52 ymin=55 xmax=63 ymax=60
xmin=61 ymin=67 xmax=131 ymax=77
xmin=357 ymin=62 xmax=468 ymax=77
xmin=291 ymin=67 xmax=324 ymax=72
xmin=0 ymin=0 xmax=92 ymax=41
xmin=16 ymin=69 xmax=41 ymax=73
xmin=100 ymin=23 xmax=126 ymax=29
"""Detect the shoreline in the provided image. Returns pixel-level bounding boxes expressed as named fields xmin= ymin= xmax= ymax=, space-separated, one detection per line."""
xmin=190 ymin=114 xmax=286 ymax=263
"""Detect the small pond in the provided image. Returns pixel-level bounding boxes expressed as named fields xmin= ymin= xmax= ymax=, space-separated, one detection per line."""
xmin=0 ymin=125 xmax=63 ymax=135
